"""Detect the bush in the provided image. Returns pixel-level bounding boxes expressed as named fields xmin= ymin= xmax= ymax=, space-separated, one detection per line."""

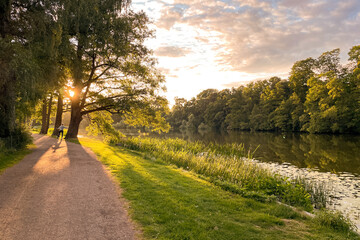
xmin=314 ymin=209 xmax=357 ymax=233
xmin=0 ymin=138 xmax=5 ymax=152
xmin=2 ymin=127 xmax=32 ymax=150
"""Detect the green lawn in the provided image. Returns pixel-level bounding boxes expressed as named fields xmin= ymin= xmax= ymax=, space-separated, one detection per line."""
xmin=0 ymin=145 xmax=35 ymax=174
xmin=78 ymin=137 xmax=359 ymax=240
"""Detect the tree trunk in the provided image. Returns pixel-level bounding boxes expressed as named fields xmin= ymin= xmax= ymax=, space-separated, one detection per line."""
xmin=44 ymin=93 xmax=53 ymax=132
xmin=52 ymin=94 xmax=63 ymax=137
xmin=0 ymin=0 xmax=11 ymax=38
xmin=0 ymin=2 xmax=15 ymax=138
xmin=0 ymin=74 xmax=16 ymax=137
xmin=66 ymin=36 xmax=85 ymax=139
xmin=65 ymin=95 xmax=82 ymax=139
xmin=39 ymin=98 xmax=48 ymax=134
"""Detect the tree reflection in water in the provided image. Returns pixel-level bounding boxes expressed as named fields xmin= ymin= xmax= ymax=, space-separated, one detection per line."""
xmin=151 ymin=130 xmax=360 ymax=176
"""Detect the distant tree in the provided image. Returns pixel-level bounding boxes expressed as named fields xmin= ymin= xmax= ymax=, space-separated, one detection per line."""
xmin=167 ymin=46 xmax=360 ymax=134
xmin=289 ymin=58 xmax=315 ymax=102
xmin=315 ymin=48 xmax=341 ymax=75
xmin=186 ymin=114 xmax=197 ymax=132
xmin=179 ymin=120 xmax=187 ymax=131
xmin=167 ymin=97 xmax=187 ymax=130
xmin=204 ymin=89 xmax=230 ymax=130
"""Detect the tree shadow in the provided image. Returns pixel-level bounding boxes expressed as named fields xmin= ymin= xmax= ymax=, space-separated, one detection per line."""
xmin=52 ymin=138 xmax=63 ymax=152
xmin=0 ymin=134 xmax=58 ymax=209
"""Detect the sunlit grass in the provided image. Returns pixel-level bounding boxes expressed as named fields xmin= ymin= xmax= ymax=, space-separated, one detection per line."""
xmin=78 ymin=137 xmax=359 ymax=239
xmin=0 ymin=144 xmax=35 ymax=174
xmin=119 ymin=137 xmax=318 ymax=210
xmin=32 ymin=127 xmax=68 ymax=137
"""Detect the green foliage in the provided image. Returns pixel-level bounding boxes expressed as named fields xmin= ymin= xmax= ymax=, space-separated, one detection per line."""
xmin=123 ymin=97 xmax=171 ymax=134
xmin=0 ymin=143 xmax=33 ymax=174
xmin=198 ymin=122 xmax=210 ymax=131
xmin=86 ymin=111 xmax=125 ymax=144
xmin=1 ymin=0 xmax=67 ymax=147
xmin=168 ymin=45 xmax=360 ymax=134
xmin=314 ymin=209 xmax=357 ymax=233
xmin=0 ymin=127 xmax=32 ymax=150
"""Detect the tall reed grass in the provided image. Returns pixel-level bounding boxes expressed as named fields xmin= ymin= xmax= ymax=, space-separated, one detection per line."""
xmin=119 ymin=137 xmax=329 ymax=211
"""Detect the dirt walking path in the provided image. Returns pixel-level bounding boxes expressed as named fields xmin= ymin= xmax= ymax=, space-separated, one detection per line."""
xmin=0 ymin=134 xmax=138 ymax=240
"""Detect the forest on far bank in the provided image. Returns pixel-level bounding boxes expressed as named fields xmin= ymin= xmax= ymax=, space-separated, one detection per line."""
xmin=168 ymin=47 xmax=360 ymax=134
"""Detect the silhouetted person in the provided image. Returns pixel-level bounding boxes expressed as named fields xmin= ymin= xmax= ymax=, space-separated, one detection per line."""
xmin=58 ymin=124 xmax=67 ymax=138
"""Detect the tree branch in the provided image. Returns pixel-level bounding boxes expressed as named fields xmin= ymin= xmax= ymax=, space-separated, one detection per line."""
xmin=83 ymin=93 xmax=133 ymax=108
xmin=81 ymin=105 xmax=115 ymax=115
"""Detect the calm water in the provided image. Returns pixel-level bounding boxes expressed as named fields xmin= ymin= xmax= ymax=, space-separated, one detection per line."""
xmin=152 ymin=130 xmax=360 ymax=176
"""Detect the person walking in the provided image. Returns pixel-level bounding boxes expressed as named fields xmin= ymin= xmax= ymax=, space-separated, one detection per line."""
xmin=58 ymin=124 xmax=67 ymax=138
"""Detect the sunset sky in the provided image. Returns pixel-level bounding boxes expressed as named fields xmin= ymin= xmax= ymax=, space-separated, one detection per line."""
xmin=131 ymin=0 xmax=360 ymax=105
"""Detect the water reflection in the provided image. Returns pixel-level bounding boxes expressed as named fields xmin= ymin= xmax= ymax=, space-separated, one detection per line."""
xmin=151 ymin=131 xmax=360 ymax=176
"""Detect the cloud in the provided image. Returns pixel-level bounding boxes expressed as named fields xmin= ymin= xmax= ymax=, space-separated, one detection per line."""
xmin=222 ymin=81 xmax=250 ymax=88
xmin=156 ymin=0 xmax=360 ymax=73
xmin=157 ymin=4 xmax=189 ymax=29
xmin=155 ymin=46 xmax=192 ymax=57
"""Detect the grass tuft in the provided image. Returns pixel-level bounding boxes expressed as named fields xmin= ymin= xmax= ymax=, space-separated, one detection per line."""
xmin=314 ymin=209 xmax=358 ymax=233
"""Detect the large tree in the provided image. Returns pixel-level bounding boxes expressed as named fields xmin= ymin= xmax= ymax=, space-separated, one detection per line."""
xmin=58 ymin=0 xmax=168 ymax=138
xmin=0 ymin=0 xmax=61 ymax=145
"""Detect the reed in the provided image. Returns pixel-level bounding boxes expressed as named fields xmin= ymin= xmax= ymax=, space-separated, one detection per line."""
xmin=119 ymin=137 xmax=329 ymax=211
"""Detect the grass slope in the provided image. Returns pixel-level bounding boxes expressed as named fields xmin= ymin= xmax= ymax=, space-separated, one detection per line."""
xmin=78 ymin=137 xmax=359 ymax=240
xmin=0 ymin=145 xmax=34 ymax=174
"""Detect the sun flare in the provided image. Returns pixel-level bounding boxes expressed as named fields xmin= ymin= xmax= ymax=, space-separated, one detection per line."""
xmin=69 ymin=90 xmax=75 ymax=97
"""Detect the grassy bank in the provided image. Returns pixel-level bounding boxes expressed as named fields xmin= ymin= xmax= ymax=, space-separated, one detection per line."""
xmin=119 ymin=137 xmax=327 ymax=210
xmin=78 ymin=137 xmax=359 ymax=239
xmin=0 ymin=143 xmax=34 ymax=174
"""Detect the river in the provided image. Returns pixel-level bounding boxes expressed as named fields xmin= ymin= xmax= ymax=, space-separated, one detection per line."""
xmin=152 ymin=130 xmax=360 ymax=175
xmin=150 ymin=130 xmax=360 ymax=228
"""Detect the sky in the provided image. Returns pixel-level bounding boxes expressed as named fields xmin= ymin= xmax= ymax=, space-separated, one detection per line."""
xmin=130 ymin=0 xmax=360 ymax=105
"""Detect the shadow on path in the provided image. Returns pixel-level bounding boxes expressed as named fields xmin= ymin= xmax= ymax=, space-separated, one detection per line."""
xmin=52 ymin=138 xmax=63 ymax=152
xmin=0 ymin=134 xmax=137 ymax=240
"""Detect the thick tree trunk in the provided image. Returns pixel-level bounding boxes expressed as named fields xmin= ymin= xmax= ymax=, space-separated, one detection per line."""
xmin=65 ymin=95 xmax=82 ymax=139
xmin=66 ymin=36 xmax=85 ymax=139
xmin=0 ymin=2 xmax=15 ymax=138
xmin=7 ymin=74 xmax=16 ymax=133
xmin=0 ymin=0 xmax=11 ymax=38
xmin=52 ymin=94 xmax=63 ymax=137
xmin=0 ymin=75 xmax=16 ymax=137
xmin=39 ymin=98 xmax=48 ymax=134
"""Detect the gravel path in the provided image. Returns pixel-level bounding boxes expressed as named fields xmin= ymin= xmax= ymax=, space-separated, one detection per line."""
xmin=0 ymin=134 xmax=138 ymax=240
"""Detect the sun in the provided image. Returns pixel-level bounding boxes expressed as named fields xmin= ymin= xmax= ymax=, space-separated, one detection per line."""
xmin=69 ymin=90 xmax=75 ymax=97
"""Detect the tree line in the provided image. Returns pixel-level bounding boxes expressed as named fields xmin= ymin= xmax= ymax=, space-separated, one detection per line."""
xmin=168 ymin=47 xmax=360 ymax=134
xmin=0 ymin=0 xmax=169 ymax=149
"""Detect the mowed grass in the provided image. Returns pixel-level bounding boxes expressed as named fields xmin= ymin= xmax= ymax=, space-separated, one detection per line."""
xmin=78 ymin=137 xmax=359 ymax=240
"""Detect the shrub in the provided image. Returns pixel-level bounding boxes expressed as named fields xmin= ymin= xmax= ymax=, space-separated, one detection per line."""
xmin=314 ymin=209 xmax=357 ymax=233
xmin=2 ymin=127 xmax=32 ymax=150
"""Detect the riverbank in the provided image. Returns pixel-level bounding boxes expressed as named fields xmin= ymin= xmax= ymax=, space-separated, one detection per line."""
xmin=78 ymin=137 xmax=359 ymax=239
